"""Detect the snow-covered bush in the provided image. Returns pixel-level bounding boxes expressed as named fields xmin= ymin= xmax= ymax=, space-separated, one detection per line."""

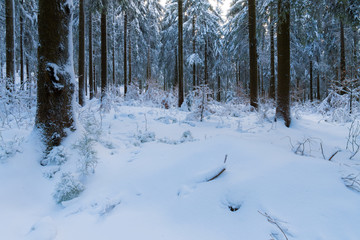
xmin=74 ymin=134 xmax=98 ymax=175
xmin=40 ymin=146 xmax=68 ymax=166
xmin=0 ymin=134 xmax=23 ymax=163
xmin=135 ymin=131 xmax=156 ymax=144
xmin=53 ymin=173 xmax=85 ymax=204
xmin=186 ymin=85 xmax=214 ymax=122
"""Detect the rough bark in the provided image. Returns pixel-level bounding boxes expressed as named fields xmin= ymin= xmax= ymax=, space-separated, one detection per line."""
xmin=128 ymin=26 xmax=132 ymax=85
xmin=20 ymin=0 xmax=24 ymax=90
xmin=89 ymin=10 xmax=94 ymax=100
xmin=309 ymin=60 xmax=313 ymax=101
xmin=178 ymin=0 xmax=184 ymax=107
xmin=269 ymin=6 xmax=276 ymax=99
xmin=276 ymin=0 xmax=291 ymax=127
xmin=6 ymin=0 xmax=15 ymax=91
xmin=124 ymin=12 xmax=127 ymax=96
xmin=78 ymin=0 xmax=85 ymax=106
xmin=101 ymin=0 xmax=107 ymax=101
xmin=192 ymin=15 xmax=196 ymax=90
xmin=36 ymin=0 xmax=76 ymax=149
xmin=248 ymin=0 xmax=258 ymax=109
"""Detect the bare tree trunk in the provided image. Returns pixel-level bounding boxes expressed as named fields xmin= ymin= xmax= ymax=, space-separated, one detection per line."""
xmin=178 ymin=0 xmax=184 ymax=107
xmin=89 ymin=10 xmax=94 ymax=100
xmin=128 ymin=26 xmax=132 ymax=85
xmin=26 ymin=57 xmax=30 ymax=96
xmin=37 ymin=0 xmax=76 ymax=149
xmin=248 ymin=0 xmax=258 ymax=109
xmin=78 ymin=0 xmax=85 ymax=106
xmin=112 ymin=9 xmax=116 ymax=87
xmin=192 ymin=15 xmax=196 ymax=90
xmin=204 ymin=39 xmax=208 ymax=85
xmin=101 ymin=0 xmax=107 ymax=101
xmin=174 ymin=47 xmax=178 ymax=88
xmin=276 ymin=0 xmax=291 ymax=127
xmin=309 ymin=60 xmax=313 ymax=101
xmin=217 ymin=70 xmax=221 ymax=102
xmin=340 ymin=19 xmax=346 ymax=94
xmin=123 ymin=12 xmax=127 ymax=96
xmin=6 ymin=0 xmax=15 ymax=91
xmin=20 ymin=0 xmax=24 ymax=90
xmin=269 ymin=5 xmax=275 ymax=99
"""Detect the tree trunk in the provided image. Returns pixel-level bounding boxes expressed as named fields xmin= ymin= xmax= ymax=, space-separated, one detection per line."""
xmin=78 ymin=0 xmax=85 ymax=106
xmin=217 ymin=70 xmax=221 ymax=102
xmin=89 ymin=10 xmax=94 ymax=100
xmin=276 ymin=0 xmax=291 ymax=127
xmin=178 ymin=0 xmax=184 ymax=107
xmin=20 ymin=0 xmax=24 ymax=90
xmin=269 ymin=5 xmax=275 ymax=99
xmin=204 ymin=39 xmax=208 ymax=85
xmin=6 ymin=0 xmax=15 ymax=91
xmin=174 ymin=47 xmax=178 ymax=88
xmin=340 ymin=19 xmax=346 ymax=94
xmin=101 ymin=0 xmax=107 ymax=101
xmin=354 ymin=28 xmax=358 ymax=80
xmin=36 ymin=0 xmax=76 ymax=149
xmin=128 ymin=26 xmax=132 ymax=85
xmin=309 ymin=60 xmax=313 ymax=101
xmin=124 ymin=12 xmax=127 ymax=96
xmin=192 ymin=15 xmax=196 ymax=90
xmin=112 ymin=10 xmax=116 ymax=86
xmin=317 ymin=74 xmax=320 ymax=100
xmin=248 ymin=0 xmax=258 ymax=109
xmin=26 ymin=57 xmax=30 ymax=96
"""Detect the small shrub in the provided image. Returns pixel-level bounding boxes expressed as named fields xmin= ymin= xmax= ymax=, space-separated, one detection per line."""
xmin=53 ymin=173 xmax=85 ymax=204
xmin=40 ymin=146 xmax=68 ymax=166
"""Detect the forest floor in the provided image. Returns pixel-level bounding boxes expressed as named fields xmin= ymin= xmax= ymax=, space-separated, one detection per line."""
xmin=1 ymin=96 xmax=360 ymax=240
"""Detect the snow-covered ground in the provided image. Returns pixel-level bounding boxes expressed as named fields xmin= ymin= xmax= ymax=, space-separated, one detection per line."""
xmin=1 ymin=97 xmax=360 ymax=240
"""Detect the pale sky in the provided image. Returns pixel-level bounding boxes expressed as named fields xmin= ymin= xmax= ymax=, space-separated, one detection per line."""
xmin=159 ymin=0 xmax=231 ymax=16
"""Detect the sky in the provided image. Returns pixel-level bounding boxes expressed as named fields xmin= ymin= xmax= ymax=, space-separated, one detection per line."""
xmin=159 ymin=0 xmax=231 ymax=16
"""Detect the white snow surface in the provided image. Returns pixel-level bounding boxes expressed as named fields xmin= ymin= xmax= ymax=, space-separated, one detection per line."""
xmin=1 ymin=99 xmax=360 ymax=240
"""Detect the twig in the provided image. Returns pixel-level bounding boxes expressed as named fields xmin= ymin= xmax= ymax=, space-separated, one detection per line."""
xmin=207 ymin=168 xmax=226 ymax=182
xmin=328 ymin=150 xmax=340 ymax=161
xmin=258 ymin=211 xmax=289 ymax=240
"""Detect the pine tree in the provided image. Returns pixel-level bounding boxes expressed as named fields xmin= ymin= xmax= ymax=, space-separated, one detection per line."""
xmin=248 ymin=0 xmax=258 ymax=109
xmin=178 ymin=0 xmax=184 ymax=107
xmin=36 ymin=0 xmax=76 ymax=149
xmin=101 ymin=0 xmax=108 ymax=101
xmin=78 ymin=0 xmax=85 ymax=106
xmin=6 ymin=0 xmax=15 ymax=91
xmin=276 ymin=0 xmax=291 ymax=127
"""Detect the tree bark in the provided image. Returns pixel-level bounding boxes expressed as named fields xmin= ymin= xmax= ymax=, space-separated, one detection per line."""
xmin=276 ymin=0 xmax=291 ymax=127
xmin=204 ymin=39 xmax=208 ymax=85
xmin=36 ymin=0 xmax=76 ymax=149
xmin=309 ymin=60 xmax=313 ymax=101
xmin=78 ymin=0 xmax=85 ymax=106
xmin=128 ymin=26 xmax=132 ymax=85
xmin=248 ymin=0 xmax=258 ymax=109
xmin=340 ymin=19 xmax=346 ymax=95
xmin=269 ymin=5 xmax=275 ymax=99
xmin=174 ymin=47 xmax=178 ymax=88
xmin=178 ymin=0 xmax=184 ymax=107
xmin=6 ymin=0 xmax=15 ymax=91
xmin=124 ymin=12 xmax=127 ymax=96
xmin=101 ymin=0 xmax=107 ymax=101
xmin=89 ymin=10 xmax=94 ymax=100
xmin=20 ymin=0 xmax=24 ymax=90
xmin=192 ymin=15 xmax=196 ymax=90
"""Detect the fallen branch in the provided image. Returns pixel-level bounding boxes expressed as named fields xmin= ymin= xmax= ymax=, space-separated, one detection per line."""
xmin=328 ymin=150 xmax=340 ymax=161
xmin=258 ymin=211 xmax=289 ymax=240
xmin=207 ymin=154 xmax=228 ymax=182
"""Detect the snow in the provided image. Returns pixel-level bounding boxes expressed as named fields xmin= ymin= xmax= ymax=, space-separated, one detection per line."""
xmin=1 ymin=98 xmax=360 ymax=240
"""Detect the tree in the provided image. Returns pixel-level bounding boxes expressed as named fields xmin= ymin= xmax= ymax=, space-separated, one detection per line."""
xmin=276 ymin=0 xmax=291 ymax=127
xmin=101 ymin=0 xmax=107 ymax=101
xmin=88 ymin=5 xmax=94 ymax=100
xmin=178 ymin=0 xmax=184 ymax=107
xmin=79 ymin=0 xmax=85 ymax=106
xmin=6 ymin=0 xmax=15 ymax=91
xmin=36 ymin=0 xmax=76 ymax=150
xmin=248 ymin=0 xmax=258 ymax=109
xmin=269 ymin=3 xmax=276 ymax=100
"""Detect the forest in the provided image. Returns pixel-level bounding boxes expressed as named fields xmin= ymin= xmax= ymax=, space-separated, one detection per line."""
xmin=0 ymin=0 xmax=360 ymax=239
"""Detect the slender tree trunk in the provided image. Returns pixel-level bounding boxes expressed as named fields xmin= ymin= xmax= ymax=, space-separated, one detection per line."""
xmin=128 ymin=26 xmax=132 ymax=85
xmin=6 ymin=0 xmax=15 ymax=91
xmin=354 ymin=28 xmax=358 ymax=79
xmin=89 ymin=10 xmax=94 ymax=100
xmin=101 ymin=0 xmax=107 ymax=101
xmin=26 ymin=57 xmax=30 ymax=96
xmin=340 ymin=19 xmax=346 ymax=94
xmin=217 ymin=70 xmax=221 ymax=102
xmin=204 ymin=39 xmax=208 ymax=85
xmin=317 ymin=74 xmax=320 ymax=100
xmin=37 ymin=0 xmax=76 ymax=149
xmin=20 ymin=0 xmax=24 ymax=90
xmin=269 ymin=6 xmax=275 ymax=99
xmin=124 ymin=12 xmax=127 ymax=96
xmin=192 ymin=15 xmax=196 ymax=90
xmin=248 ymin=0 xmax=258 ymax=109
xmin=276 ymin=0 xmax=291 ymax=127
xmin=178 ymin=0 xmax=184 ymax=107
xmin=78 ymin=0 xmax=85 ymax=106
xmin=174 ymin=47 xmax=178 ymax=88
xmin=112 ymin=10 xmax=116 ymax=87
xmin=309 ymin=60 xmax=313 ymax=101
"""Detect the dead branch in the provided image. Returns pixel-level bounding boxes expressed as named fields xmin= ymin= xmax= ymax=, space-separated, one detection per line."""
xmin=328 ymin=150 xmax=340 ymax=161
xmin=207 ymin=168 xmax=226 ymax=182
xmin=258 ymin=211 xmax=289 ymax=240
